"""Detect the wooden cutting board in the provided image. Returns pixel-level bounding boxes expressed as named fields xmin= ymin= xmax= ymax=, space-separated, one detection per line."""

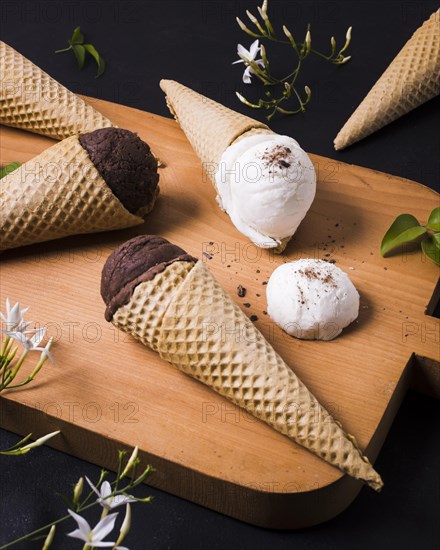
xmin=0 ymin=97 xmax=439 ymax=529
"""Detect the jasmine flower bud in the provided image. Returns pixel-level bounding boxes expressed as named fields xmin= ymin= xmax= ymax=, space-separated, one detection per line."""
xmin=120 ymin=445 xmax=139 ymax=478
xmin=73 ymin=476 xmax=84 ymax=504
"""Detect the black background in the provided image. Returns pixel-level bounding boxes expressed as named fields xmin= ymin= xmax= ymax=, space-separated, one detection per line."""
xmin=0 ymin=1 xmax=439 ymax=549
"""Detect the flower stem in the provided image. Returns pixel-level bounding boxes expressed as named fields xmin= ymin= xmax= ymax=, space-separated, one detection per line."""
xmin=1 ymin=335 xmax=11 ymax=357
xmin=1 ymin=491 xmax=115 ymax=548
xmin=3 ymin=377 xmax=33 ymax=390
xmin=0 ymin=511 xmax=73 ymax=549
xmin=3 ymin=349 xmax=28 ymax=386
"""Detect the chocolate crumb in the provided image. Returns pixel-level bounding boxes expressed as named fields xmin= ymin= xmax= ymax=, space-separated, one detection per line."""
xmin=256 ymin=293 xmax=261 ymax=297
xmin=335 ymin=223 xmax=339 ymax=227
xmin=384 ymin=267 xmax=388 ymax=270
xmin=250 ymin=315 xmax=258 ymax=322
xmin=208 ymin=241 xmax=214 ymax=246
xmin=262 ymin=281 xmax=267 ymax=285
xmin=202 ymin=252 xmax=212 ymax=260
xmin=243 ymin=303 xmax=251 ymax=308
xmin=263 ymin=310 xmax=267 ymax=315
xmin=256 ymin=269 xmax=260 ymax=273
xmin=329 ymin=259 xmax=336 ymax=264
xmin=237 ymin=285 xmax=246 ymax=298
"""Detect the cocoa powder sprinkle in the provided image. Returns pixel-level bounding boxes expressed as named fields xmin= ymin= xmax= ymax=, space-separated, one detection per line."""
xmin=261 ymin=145 xmax=292 ymax=168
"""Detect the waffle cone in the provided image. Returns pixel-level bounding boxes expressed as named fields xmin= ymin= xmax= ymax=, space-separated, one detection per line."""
xmin=160 ymin=79 xmax=272 ymax=179
xmin=112 ymin=260 xmax=383 ymax=490
xmin=334 ymin=10 xmax=440 ymax=150
xmin=0 ymin=136 xmax=143 ymax=251
xmin=0 ymin=41 xmax=113 ymax=140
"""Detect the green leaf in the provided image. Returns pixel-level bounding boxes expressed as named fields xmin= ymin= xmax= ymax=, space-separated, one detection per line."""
xmin=380 ymin=214 xmax=427 ymax=256
xmin=0 ymin=161 xmax=21 ymax=179
xmin=71 ymin=26 xmax=84 ymax=45
xmin=421 ymin=235 xmax=440 ymax=266
xmin=84 ymin=44 xmax=105 ymax=78
xmin=72 ymin=44 xmax=85 ymax=69
xmin=426 ymin=206 xmax=440 ymax=231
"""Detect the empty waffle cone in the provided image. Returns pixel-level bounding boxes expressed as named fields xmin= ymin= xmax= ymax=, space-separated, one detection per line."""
xmin=0 ymin=136 xmax=144 ymax=251
xmin=334 ymin=10 xmax=440 ymax=150
xmin=105 ymin=238 xmax=383 ymax=491
xmin=0 ymin=40 xmax=113 ymax=140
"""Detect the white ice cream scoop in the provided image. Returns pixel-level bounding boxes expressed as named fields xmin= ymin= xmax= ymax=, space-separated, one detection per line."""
xmin=215 ymin=134 xmax=316 ymax=249
xmin=266 ymin=259 xmax=360 ymax=341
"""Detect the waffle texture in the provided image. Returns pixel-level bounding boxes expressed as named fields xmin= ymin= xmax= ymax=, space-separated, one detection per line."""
xmin=160 ymin=79 xmax=270 ymax=175
xmin=0 ymin=136 xmax=143 ymax=251
xmin=0 ymin=40 xmax=113 ymax=140
xmin=334 ymin=10 xmax=440 ymax=149
xmin=112 ymin=260 xmax=383 ymax=490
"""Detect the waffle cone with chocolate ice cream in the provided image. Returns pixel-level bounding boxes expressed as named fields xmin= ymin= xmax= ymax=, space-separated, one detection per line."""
xmin=101 ymin=235 xmax=383 ymax=491
xmin=0 ymin=40 xmax=114 ymax=140
xmin=0 ymin=128 xmax=159 ymax=251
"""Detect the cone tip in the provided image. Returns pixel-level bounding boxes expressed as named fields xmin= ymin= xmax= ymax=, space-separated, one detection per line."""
xmin=368 ymin=471 xmax=384 ymax=492
xmin=333 ymin=134 xmax=346 ymax=151
xmin=159 ymin=79 xmax=176 ymax=93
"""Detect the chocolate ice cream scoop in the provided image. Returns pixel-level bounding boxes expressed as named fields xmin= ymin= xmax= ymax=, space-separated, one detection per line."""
xmin=79 ymin=128 xmax=159 ymax=216
xmin=101 ymin=235 xmax=197 ymax=321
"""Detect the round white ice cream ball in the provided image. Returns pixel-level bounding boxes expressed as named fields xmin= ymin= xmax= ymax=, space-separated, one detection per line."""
xmin=266 ymin=259 xmax=360 ymax=340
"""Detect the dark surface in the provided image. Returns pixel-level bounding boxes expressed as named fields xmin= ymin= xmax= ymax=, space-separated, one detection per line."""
xmin=101 ymin=234 xmax=196 ymax=320
xmin=79 ymin=128 xmax=159 ymax=215
xmin=1 ymin=1 xmax=439 ymax=549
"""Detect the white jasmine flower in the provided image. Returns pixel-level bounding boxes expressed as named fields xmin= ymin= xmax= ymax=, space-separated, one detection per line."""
xmin=233 ymin=39 xmax=265 ymax=83
xmin=5 ymin=327 xmax=44 ymax=346
xmin=6 ymin=327 xmax=54 ymax=362
xmin=67 ymin=509 xmax=121 ymax=547
xmin=85 ymin=477 xmax=137 ymax=511
xmin=0 ymin=298 xmax=29 ymax=332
